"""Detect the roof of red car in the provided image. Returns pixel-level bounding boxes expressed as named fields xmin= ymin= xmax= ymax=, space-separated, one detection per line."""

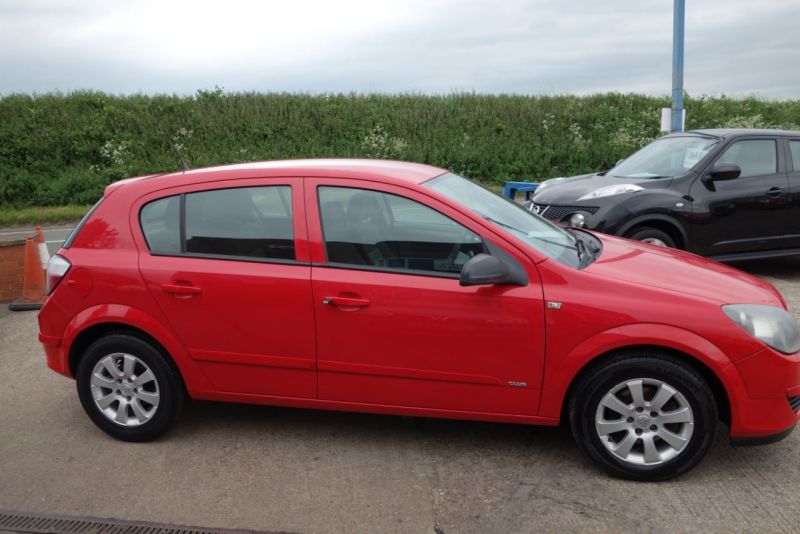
xmin=106 ymin=159 xmax=448 ymax=195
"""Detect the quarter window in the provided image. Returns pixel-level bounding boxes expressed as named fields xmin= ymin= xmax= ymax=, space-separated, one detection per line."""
xmin=185 ymin=186 xmax=294 ymax=260
xmin=717 ymin=140 xmax=777 ymax=178
xmin=318 ymin=186 xmax=483 ymax=275
xmin=140 ymin=196 xmax=181 ymax=254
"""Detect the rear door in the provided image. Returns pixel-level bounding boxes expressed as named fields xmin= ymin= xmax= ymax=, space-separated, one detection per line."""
xmin=135 ymin=178 xmax=317 ymax=399
xmin=306 ymin=177 xmax=546 ymax=416
xmin=689 ymin=137 xmax=789 ymax=256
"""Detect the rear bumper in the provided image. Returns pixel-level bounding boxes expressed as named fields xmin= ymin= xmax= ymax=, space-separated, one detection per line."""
xmin=39 ymin=332 xmax=71 ymax=377
xmin=729 ymin=347 xmax=800 ymax=441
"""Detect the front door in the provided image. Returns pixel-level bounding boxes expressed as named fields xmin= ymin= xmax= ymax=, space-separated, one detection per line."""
xmin=784 ymin=138 xmax=800 ymax=248
xmin=136 ymin=178 xmax=317 ymax=399
xmin=689 ymin=138 xmax=789 ymax=256
xmin=306 ymin=178 xmax=546 ymax=416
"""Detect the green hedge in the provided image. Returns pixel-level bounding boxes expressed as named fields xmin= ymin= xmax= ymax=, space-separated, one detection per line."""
xmin=1 ymin=90 xmax=799 ymax=208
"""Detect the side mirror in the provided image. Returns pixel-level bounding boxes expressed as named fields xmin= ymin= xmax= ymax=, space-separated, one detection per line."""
xmin=460 ymin=254 xmax=511 ymax=286
xmin=705 ymin=163 xmax=741 ymax=183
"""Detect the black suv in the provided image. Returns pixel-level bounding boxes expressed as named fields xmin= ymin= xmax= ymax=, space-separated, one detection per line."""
xmin=528 ymin=128 xmax=800 ymax=261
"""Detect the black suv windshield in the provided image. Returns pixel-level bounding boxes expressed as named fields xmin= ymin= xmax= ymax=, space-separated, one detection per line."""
xmin=609 ymin=135 xmax=719 ymax=179
xmin=424 ymin=172 xmax=582 ymax=267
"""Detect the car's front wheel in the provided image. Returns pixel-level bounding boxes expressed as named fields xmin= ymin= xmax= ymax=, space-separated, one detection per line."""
xmin=569 ymin=352 xmax=717 ymax=481
xmin=76 ymin=334 xmax=185 ymax=441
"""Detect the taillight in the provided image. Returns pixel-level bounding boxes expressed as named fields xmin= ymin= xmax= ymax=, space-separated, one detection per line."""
xmin=46 ymin=255 xmax=71 ymax=295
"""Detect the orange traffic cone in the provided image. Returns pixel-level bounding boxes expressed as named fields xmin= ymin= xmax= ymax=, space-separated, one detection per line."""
xmin=9 ymin=236 xmax=46 ymax=311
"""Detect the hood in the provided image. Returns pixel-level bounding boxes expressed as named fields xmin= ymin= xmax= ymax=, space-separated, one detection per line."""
xmin=585 ymin=233 xmax=785 ymax=306
xmin=533 ymin=172 xmax=666 ymax=204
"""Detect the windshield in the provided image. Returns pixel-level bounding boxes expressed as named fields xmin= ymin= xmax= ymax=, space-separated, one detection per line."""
xmin=424 ymin=172 xmax=580 ymax=267
xmin=609 ymin=135 xmax=719 ymax=179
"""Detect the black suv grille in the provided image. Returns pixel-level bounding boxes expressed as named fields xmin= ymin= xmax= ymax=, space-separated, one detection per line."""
xmin=789 ymin=395 xmax=800 ymax=412
xmin=530 ymin=203 xmax=599 ymax=221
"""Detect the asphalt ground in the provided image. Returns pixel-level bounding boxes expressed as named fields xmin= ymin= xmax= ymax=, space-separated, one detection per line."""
xmin=1 ymin=255 xmax=800 ymax=533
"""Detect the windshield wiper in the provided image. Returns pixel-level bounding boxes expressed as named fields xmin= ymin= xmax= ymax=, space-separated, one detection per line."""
xmin=616 ymin=174 xmax=671 ymax=180
xmin=564 ymin=227 xmax=586 ymax=263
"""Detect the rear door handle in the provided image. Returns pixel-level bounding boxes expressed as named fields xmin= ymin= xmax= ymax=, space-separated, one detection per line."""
xmin=322 ymin=296 xmax=370 ymax=308
xmin=161 ymin=283 xmax=202 ymax=296
xmin=766 ymin=187 xmax=784 ymax=198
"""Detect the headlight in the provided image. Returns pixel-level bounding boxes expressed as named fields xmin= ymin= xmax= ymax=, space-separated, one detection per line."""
xmin=723 ymin=304 xmax=800 ymax=354
xmin=577 ymin=184 xmax=643 ymax=201
xmin=569 ymin=213 xmax=585 ymax=227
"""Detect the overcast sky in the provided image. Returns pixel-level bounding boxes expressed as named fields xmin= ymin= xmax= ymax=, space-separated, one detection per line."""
xmin=1 ymin=0 xmax=797 ymax=98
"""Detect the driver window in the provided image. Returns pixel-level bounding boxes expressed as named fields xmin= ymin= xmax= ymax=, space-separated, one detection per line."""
xmin=717 ymin=140 xmax=777 ymax=178
xmin=185 ymin=186 xmax=295 ymax=260
xmin=318 ymin=186 xmax=483 ymax=275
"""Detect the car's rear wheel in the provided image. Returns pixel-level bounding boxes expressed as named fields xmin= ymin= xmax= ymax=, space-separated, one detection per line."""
xmin=569 ymin=352 xmax=717 ymax=481
xmin=625 ymin=226 xmax=676 ymax=248
xmin=76 ymin=334 xmax=185 ymax=441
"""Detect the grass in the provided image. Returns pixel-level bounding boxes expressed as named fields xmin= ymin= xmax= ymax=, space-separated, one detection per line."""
xmin=0 ymin=205 xmax=90 ymax=227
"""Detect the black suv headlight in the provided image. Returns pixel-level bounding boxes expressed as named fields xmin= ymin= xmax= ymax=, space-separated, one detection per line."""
xmin=723 ymin=304 xmax=800 ymax=354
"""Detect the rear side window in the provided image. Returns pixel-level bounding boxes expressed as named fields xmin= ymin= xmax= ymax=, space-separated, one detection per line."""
xmin=141 ymin=196 xmax=181 ymax=254
xmin=185 ymin=186 xmax=294 ymax=260
xmin=318 ymin=186 xmax=483 ymax=275
xmin=717 ymin=139 xmax=777 ymax=177
xmin=789 ymin=140 xmax=800 ymax=171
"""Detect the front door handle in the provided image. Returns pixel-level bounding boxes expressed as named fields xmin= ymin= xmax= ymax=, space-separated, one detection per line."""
xmin=322 ymin=296 xmax=370 ymax=308
xmin=766 ymin=187 xmax=784 ymax=198
xmin=161 ymin=283 xmax=202 ymax=296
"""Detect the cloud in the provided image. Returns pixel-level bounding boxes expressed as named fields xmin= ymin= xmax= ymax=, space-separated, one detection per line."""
xmin=0 ymin=0 xmax=797 ymax=97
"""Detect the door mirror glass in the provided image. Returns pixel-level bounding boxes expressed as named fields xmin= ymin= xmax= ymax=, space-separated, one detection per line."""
xmin=459 ymin=254 xmax=511 ymax=286
xmin=708 ymin=163 xmax=741 ymax=182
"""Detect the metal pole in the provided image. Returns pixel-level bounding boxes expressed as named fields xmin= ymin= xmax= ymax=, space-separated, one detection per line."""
xmin=671 ymin=0 xmax=685 ymax=132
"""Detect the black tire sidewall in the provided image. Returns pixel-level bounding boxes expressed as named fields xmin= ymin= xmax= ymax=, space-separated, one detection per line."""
xmin=76 ymin=334 xmax=183 ymax=442
xmin=626 ymin=227 xmax=676 ymax=248
xmin=571 ymin=355 xmax=717 ymax=481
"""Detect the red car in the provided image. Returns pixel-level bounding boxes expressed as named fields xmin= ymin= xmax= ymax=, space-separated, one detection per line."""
xmin=38 ymin=160 xmax=800 ymax=480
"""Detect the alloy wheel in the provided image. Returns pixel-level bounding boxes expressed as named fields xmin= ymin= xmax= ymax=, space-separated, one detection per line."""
xmin=90 ymin=353 xmax=160 ymax=427
xmin=594 ymin=378 xmax=694 ymax=466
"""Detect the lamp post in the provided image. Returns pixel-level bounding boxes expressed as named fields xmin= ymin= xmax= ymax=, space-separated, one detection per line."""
xmin=671 ymin=0 xmax=685 ymax=132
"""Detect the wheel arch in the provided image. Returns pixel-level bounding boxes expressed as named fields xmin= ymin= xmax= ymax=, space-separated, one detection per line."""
xmin=63 ymin=304 xmax=212 ymax=394
xmin=559 ymin=344 xmax=731 ymax=427
xmin=539 ymin=323 xmax=741 ymax=427
xmin=617 ymin=214 xmax=688 ymax=249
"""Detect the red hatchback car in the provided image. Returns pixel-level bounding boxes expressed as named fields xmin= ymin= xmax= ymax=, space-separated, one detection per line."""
xmin=38 ymin=160 xmax=800 ymax=480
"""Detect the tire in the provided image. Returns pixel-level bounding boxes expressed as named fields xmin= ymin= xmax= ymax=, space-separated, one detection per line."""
xmin=76 ymin=334 xmax=186 ymax=442
xmin=569 ymin=352 xmax=717 ymax=481
xmin=625 ymin=226 xmax=676 ymax=248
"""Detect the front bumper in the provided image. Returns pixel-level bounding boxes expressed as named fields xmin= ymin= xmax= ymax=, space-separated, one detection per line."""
xmin=728 ymin=346 xmax=800 ymax=443
xmin=526 ymin=200 xmax=630 ymax=233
